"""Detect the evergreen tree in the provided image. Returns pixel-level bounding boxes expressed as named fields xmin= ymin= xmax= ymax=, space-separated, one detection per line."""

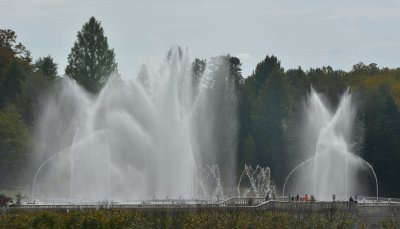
xmin=252 ymin=69 xmax=287 ymax=186
xmin=252 ymin=55 xmax=281 ymax=94
xmin=65 ymin=17 xmax=118 ymax=93
xmin=35 ymin=55 xmax=58 ymax=79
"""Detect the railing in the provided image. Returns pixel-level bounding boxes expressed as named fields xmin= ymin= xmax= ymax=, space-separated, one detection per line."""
xmin=356 ymin=196 xmax=400 ymax=204
xmin=3 ymin=197 xmax=400 ymax=213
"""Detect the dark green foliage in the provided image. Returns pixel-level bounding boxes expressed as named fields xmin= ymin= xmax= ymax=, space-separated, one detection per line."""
xmin=0 ymin=208 xmax=361 ymax=228
xmin=241 ymin=135 xmax=256 ymax=165
xmin=360 ymin=83 xmax=400 ymax=197
xmin=351 ymin=62 xmax=380 ymax=76
xmin=35 ymin=55 xmax=58 ymax=79
xmin=0 ymin=29 xmax=57 ymax=192
xmin=381 ymin=206 xmax=400 ymax=228
xmin=31 ymin=213 xmax=57 ymax=228
xmin=0 ymin=29 xmax=31 ymax=107
xmin=16 ymin=71 xmax=55 ymax=127
xmin=227 ymin=56 xmax=243 ymax=86
xmin=252 ymin=69 xmax=288 ymax=186
xmin=1 ymin=25 xmax=400 ymax=198
xmin=250 ymin=55 xmax=281 ymax=94
xmin=65 ymin=16 xmax=118 ymax=94
xmin=0 ymin=61 xmax=29 ymax=104
xmin=0 ymin=29 xmax=32 ymax=62
xmin=0 ymin=106 xmax=32 ymax=189
xmin=238 ymin=55 xmax=400 ymax=197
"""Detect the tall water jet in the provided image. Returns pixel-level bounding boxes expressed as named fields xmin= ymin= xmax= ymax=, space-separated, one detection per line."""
xmin=32 ymin=48 xmax=238 ymax=201
xmin=284 ymin=89 xmax=378 ymax=200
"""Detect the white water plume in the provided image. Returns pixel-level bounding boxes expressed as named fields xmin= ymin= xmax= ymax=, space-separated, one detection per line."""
xmin=284 ymin=89 xmax=378 ymax=200
xmin=32 ymin=48 xmax=238 ymax=201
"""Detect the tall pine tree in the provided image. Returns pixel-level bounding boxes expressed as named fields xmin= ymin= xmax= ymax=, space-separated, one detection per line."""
xmin=65 ymin=17 xmax=118 ymax=93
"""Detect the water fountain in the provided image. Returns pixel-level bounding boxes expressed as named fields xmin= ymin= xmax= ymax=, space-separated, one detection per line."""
xmin=196 ymin=164 xmax=224 ymax=199
xmin=283 ymin=89 xmax=378 ymax=200
xmin=31 ymin=48 xmax=238 ymax=202
xmin=30 ymin=48 xmax=379 ymax=204
xmin=237 ymin=164 xmax=276 ymax=198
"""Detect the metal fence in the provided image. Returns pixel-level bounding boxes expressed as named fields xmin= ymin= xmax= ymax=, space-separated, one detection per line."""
xmin=2 ymin=197 xmax=400 ymax=214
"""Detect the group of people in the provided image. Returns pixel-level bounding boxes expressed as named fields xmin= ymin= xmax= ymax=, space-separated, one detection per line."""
xmin=287 ymin=193 xmax=314 ymax=202
xmin=264 ymin=193 xmax=359 ymax=202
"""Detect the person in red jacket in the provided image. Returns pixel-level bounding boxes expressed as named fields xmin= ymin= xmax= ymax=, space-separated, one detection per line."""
xmin=304 ymin=194 xmax=309 ymax=202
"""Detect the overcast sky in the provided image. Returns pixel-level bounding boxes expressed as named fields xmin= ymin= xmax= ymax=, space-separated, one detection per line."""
xmin=1 ymin=0 xmax=400 ymax=77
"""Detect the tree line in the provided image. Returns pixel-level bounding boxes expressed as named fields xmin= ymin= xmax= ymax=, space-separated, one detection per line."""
xmin=0 ymin=17 xmax=399 ymax=197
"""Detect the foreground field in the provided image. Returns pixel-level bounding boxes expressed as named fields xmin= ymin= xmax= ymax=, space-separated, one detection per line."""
xmin=0 ymin=208 xmax=394 ymax=229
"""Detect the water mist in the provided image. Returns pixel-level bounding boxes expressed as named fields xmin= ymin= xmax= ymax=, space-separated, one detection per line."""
xmin=32 ymin=48 xmax=238 ymax=202
xmin=283 ymin=89 xmax=378 ymax=200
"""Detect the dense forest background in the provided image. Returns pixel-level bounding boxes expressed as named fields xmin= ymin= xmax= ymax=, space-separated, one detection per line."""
xmin=1 ymin=19 xmax=399 ymax=198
